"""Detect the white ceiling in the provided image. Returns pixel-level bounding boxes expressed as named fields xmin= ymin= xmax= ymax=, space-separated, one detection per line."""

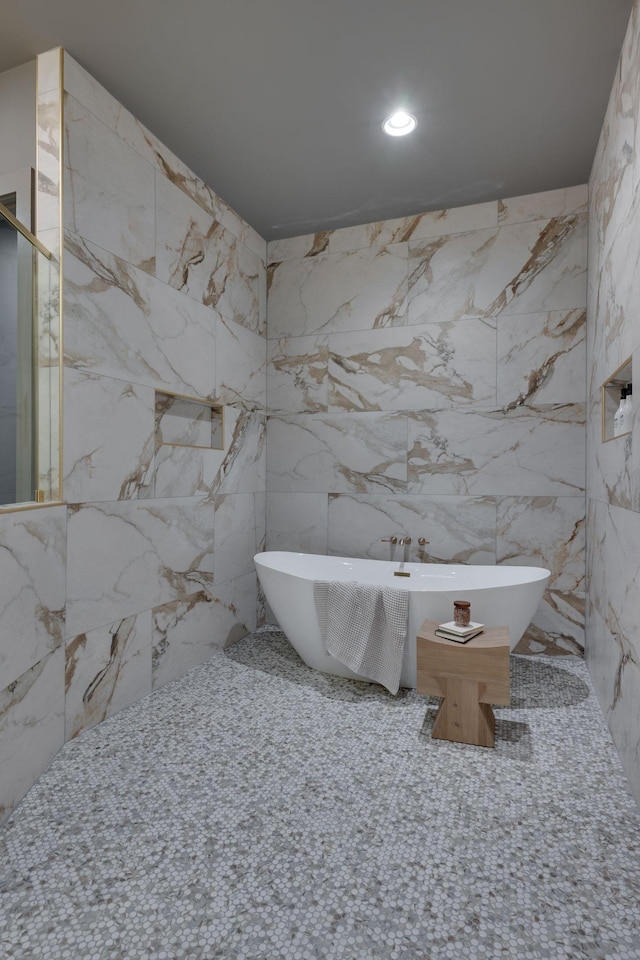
xmin=0 ymin=0 xmax=633 ymax=240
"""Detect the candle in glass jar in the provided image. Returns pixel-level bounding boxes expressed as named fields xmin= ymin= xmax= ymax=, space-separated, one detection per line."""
xmin=453 ymin=600 xmax=471 ymax=627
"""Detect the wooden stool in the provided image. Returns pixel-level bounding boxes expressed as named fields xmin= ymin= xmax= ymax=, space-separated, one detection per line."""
xmin=416 ymin=619 xmax=510 ymax=748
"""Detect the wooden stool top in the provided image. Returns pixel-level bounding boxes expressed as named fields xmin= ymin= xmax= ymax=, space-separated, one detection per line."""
xmin=417 ymin=619 xmax=510 ymax=707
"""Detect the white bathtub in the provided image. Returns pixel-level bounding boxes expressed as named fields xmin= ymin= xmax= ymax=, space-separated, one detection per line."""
xmin=254 ymin=552 xmax=550 ymax=689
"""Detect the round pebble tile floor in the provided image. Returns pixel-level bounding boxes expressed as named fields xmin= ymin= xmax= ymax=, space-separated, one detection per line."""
xmin=1 ymin=626 xmax=640 ymax=960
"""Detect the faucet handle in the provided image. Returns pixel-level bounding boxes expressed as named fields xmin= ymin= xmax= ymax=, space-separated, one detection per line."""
xmin=417 ymin=537 xmax=429 ymax=545
xmin=400 ymin=536 xmax=412 ymax=545
xmin=381 ymin=536 xmax=398 ymax=543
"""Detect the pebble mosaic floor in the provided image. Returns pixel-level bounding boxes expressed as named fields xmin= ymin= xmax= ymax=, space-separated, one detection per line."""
xmin=1 ymin=626 xmax=640 ymax=960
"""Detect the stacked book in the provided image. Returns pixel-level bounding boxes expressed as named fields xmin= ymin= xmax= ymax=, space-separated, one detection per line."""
xmin=435 ymin=621 xmax=485 ymax=643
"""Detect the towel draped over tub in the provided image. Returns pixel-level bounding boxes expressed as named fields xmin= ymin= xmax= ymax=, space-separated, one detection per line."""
xmin=313 ymin=581 xmax=409 ymax=695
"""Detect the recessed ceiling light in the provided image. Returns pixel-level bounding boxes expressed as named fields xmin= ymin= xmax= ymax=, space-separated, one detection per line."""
xmin=382 ymin=110 xmax=417 ymax=137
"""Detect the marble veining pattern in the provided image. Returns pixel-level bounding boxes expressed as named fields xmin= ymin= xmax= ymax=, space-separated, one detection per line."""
xmin=407 ymin=405 xmax=585 ymax=496
xmin=268 ymin=244 xmax=409 ymax=339
xmin=0 ymin=507 xmax=66 ymax=688
xmin=64 ymin=232 xmax=218 ymax=399
xmin=408 ymin=215 xmax=587 ymax=326
xmin=65 ymin=613 xmax=151 ymax=739
xmin=64 ymin=94 xmax=156 ymax=273
xmin=586 ymin=0 xmax=640 ymax=805
xmin=1 ymin=631 xmax=639 ymax=959
xmin=65 ymin=499 xmax=215 ymax=639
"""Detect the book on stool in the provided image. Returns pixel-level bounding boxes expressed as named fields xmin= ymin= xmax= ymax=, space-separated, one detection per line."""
xmin=435 ymin=621 xmax=485 ymax=643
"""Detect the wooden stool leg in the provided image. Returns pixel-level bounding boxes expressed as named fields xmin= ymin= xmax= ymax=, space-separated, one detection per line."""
xmin=432 ymin=678 xmax=496 ymax=748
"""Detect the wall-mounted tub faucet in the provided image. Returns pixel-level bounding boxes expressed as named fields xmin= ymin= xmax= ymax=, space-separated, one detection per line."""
xmin=398 ymin=536 xmax=412 ymax=546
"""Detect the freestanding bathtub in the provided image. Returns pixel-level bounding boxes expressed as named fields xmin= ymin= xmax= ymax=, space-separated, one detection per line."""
xmin=254 ymin=552 xmax=550 ymax=689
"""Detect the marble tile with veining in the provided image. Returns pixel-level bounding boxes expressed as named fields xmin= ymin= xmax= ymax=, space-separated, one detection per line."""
xmin=408 ymin=215 xmax=587 ymax=326
xmin=0 ymin=646 xmax=64 ymax=821
xmin=210 ymin=570 xmax=260 ymax=647
xmin=0 ymin=506 xmax=66 ymax=689
xmin=265 ymin=492 xmax=329 ymax=555
xmin=327 ymin=494 xmax=497 ymax=565
xmin=408 ymin=404 xmax=585 ymax=497
xmin=268 ymin=244 xmax=408 ymax=339
xmin=65 ymin=612 xmax=151 ymax=740
xmin=151 ymin=407 xmax=265 ymax=499
xmin=496 ymin=309 xmax=586 ymax=408
xmin=498 ymin=185 xmax=588 ymax=226
xmin=63 ymin=53 xmax=267 ymax=264
xmin=586 ymin=396 xmax=633 ymax=510
xmin=213 ymin=493 xmax=265 ymax=585
xmin=497 ymin=496 xmax=586 ymax=655
xmin=64 ymin=369 xmax=155 ymax=503
xmin=328 ymin=318 xmax=496 ymax=412
xmin=152 ymin=590 xmax=221 ymax=690
xmin=267 ymin=413 xmax=407 ymax=494
xmin=267 ymin=231 xmax=333 ymax=265
xmin=267 ymin=335 xmax=329 ymax=414
xmin=36 ymin=88 xmax=62 ymax=239
xmin=66 ymin=498 xmax=215 ymax=638
xmin=216 ymin=315 xmax=266 ymax=411
xmin=328 ymin=202 xmax=499 ymax=254
xmin=155 ymin=176 xmax=263 ymax=335
xmin=64 ymin=94 xmax=155 ymax=273
xmin=64 ymin=232 xmax=217 ymax=399
xmin=589 ymin=503 xmax=640 ymax=801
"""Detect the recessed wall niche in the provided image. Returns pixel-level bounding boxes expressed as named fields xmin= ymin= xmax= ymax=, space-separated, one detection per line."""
xmin=155 ymin=390 xmax=224 ymax=450
xmin=602 ymin=357 xmax=633 ymax=442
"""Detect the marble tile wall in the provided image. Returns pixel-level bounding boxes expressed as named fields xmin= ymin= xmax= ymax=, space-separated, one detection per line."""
xmin=266 ymin=186 xmax=588 ymax=657
xmin=586 ymin=0 xmax=640 ymax=804
xmin=0 ymin=51 xmax=267 ymax=821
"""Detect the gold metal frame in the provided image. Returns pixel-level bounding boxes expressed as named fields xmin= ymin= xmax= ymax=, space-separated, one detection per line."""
xmin=0 ymin=200 xmax=51 ymax=259
xmin=601 ymin=355 xmax=633 ymax=442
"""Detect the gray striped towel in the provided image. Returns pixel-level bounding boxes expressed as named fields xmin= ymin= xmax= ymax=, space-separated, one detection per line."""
xmin=313 ymin=581 xmax=409 ymax=695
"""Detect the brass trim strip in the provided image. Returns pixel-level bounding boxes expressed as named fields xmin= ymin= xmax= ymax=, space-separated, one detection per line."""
xmin=0 ymin=500 xmax=65 ymax=515
xmin=58 ymin=46 xmax=65 ymax=505
xmin=0 ymin=200 xmax=52 ymax=259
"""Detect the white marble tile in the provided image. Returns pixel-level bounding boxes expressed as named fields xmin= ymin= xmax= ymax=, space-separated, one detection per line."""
xmin=66 ymin=498 xmax=215 ymax=638
xmin=408 ymin=405 xmax=585 ymax=496
xmin=0 ymin=506 xmax=66 ymax=688
xmin=497 ymin=496 xmax=586 ymax=653
xmin=64 ymin=94 xmax=155 ymax=273
xmin=268 ymin=232 xmax=332 ymax=264
xmin=327 ymin=494 xmax=496 ymax=565
xmin=329 ymin=202 xmax=499 ymax=254
xmin=498 ymin=186 xmax=588 ymax=225
xmin=496 ymin=309 xmax=586 ymax=407
xmin=155 ymin=176 xmax=263 ymax=335
xmin=216 ymin=316 xmax=266 ymax=410
xmin=64 ymin=369 xmax=155 ymax=503
xmin=268 ymin=244 xmax=408 ymax=339
xmin=408 ymin=215 xmax=587 ymax=326
xmin=267 ymin=336 xmax=328 ymax=414
xmin=36 ymin=88 xmax=62 ymax=240
xmin=0 ymin=646 xmax=64 ymax=822
xmin=65 ymin=612 xmax=151 ymax=739
xmin=152 ymin=591 xmax=220 ymax=690
xmin=213 ymin=493 xmax=262 ymax=585
xmin=151 ymin=408 xmax=265 ymax=498
xmin=63 ymin=53 xmax=266 ymax=263
xmin=210 ymin=571 xmax=260 ymax=646
xmin=328 ymin=319 xmax=496 ymax=412
xmin=37 ymin=48 xmax=61 ymax=95
xmin=587 ymin=503 xmax=640 ymax=802
xmin=64 ymin=231 xmax=217 ymax=399
xmin=215 ymin=408 xmax=266 ymax=495
xmin=267 ymin=413 xmax=407 ymax=494
xmin=265 ymin=492 xmax=328 ymax=555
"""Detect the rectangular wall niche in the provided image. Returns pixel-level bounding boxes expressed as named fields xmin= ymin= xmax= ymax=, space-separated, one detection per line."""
xmin=602 ymin=356 xmax=633 ymax=441
xmin=155 ymin=391 xmax=224 ymax=449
